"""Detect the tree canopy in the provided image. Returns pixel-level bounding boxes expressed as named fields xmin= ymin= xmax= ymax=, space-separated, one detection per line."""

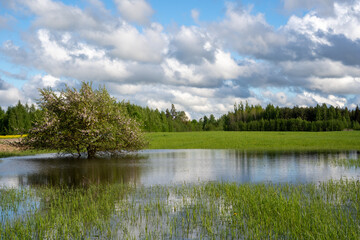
xmin=23 ymin=82 xmax=146 ymax=158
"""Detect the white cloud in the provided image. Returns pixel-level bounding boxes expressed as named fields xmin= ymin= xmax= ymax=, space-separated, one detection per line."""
xmin=191 ymin=9 xmax=200 ymax=23
xmin=162 ymin=58 xmax=204 ymax=85
xmin=303 ymin=91 xmax=347 ymax=107
xmin=21 ymin=74 xmax=63 ymax=100
xmin=169 ymin=25 xmax=214 ymax=64
xmin=114 ymin=0 xmax=154 ymax=25
xmin=146 ymin=99 xmax=171 ymax=111
xmin=201 ymin=50 xmax=244 ymax=80
xmin=306 ymin=76 xmax=360 ymax=94
xmin=170 ymin=89 xmax=208 ymax=107
xmin=210 ymin=3 xmax=286 ymax=56
xmin=23 ymin=0 xmax=101 ymax=31
xmin=30 ymin=30 xmax=131 ymax=81
xmin=280 ymin=59 xmax=360 ymax=78
xmin=1 ymin=0 xmax=360 ymax=116
xmin=88 ymin=22 xmax=167 ymax=63
xmin=107 ymin=83 xmax=143 ymax=95
xmin=0 ymin=82 xmax=23 ymax=107
xmin=38 ymin=29 xmax=71 ymax=62
xmin=285 ymin=1 xmax=360 ymax=41
xmin=263 ymin=91 xmax=288 ymax=106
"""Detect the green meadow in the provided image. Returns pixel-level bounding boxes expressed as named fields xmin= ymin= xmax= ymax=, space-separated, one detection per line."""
xmin=146 ymin=131 xmax=360 ymax=151
xmin=1 ymin=131 xmax=360 ymax=156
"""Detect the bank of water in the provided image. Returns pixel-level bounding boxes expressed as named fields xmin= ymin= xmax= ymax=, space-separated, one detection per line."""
xmin=0 ymin=150 xmax=359 ymax=239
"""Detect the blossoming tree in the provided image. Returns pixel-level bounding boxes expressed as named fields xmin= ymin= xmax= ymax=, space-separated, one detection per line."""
xmin=24 ymin=82 xmax=146 ymax=158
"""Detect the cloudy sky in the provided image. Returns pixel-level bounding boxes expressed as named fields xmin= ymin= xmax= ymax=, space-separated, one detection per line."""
xmin=0 ymin=0 xmax=359 ymax=119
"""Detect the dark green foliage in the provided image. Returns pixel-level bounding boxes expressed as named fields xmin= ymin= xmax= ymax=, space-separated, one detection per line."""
xmin=222 ymin=102 xmax=359 ymax=132
xmin=123 ymin=102 xmax=197 ymax=132
xmin=1 ymin=99 xmax=359 ymax=134
xmin=0 ymin=101 xmax=40 ymax=135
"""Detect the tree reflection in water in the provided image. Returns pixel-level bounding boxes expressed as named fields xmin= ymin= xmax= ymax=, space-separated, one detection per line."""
xmin=17 ymin=154 xmax=147 ymax=187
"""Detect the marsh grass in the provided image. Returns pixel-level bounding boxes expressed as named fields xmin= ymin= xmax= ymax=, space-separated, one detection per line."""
xmin=1 ymin=179 xmax=360 ymax=239
xmin=331 ymin=158 xmax=360 ymax=168
xmin=146 ymin=131 xmax=360 ymax=151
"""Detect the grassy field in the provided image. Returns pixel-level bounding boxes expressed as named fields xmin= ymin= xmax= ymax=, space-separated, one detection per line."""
xmin=1 ymin=179 xmax=359 ymax=239
xmin=1 ymin=131 xmax=359 ymax=158
xmin=146 ymin=131 xmax=360 ymax=151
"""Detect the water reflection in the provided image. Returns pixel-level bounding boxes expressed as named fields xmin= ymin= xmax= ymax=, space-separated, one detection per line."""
xmin=0 ymin=150 xmax=359 ymax=188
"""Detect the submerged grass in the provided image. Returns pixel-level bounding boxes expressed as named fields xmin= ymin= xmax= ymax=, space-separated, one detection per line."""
xmin=331 ymin=158 xmax=360 ymax=168
xmin=146 ymin=131 xmax=360 ymax=151
xmin=1 ymin=179 xmax=360 ymax=239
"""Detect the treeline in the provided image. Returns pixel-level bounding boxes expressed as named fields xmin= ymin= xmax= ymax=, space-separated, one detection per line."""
xmin=1 ymin=101 xmax=360 ymax=134
xmin=122 ymin=103 xmax=202 ymax=132
xmin=123 ymin=102 xmax=360 ymax=132
xmin=0 ymin=101 xmax=41 ymax=135
xmin=221 ymin=102 xmax=360 ymax=131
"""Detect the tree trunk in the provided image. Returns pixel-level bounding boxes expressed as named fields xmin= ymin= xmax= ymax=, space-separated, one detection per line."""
xmin=87 ymin=146 xmax=96 ymax=159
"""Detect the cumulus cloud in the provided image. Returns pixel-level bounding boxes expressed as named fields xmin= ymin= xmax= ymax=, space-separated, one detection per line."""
xmin=84 ymin=22 xmax=167 ymax=63
xmin=0 ymin=0 xmax=360 ymax=117
xmin=0 ymin=79 xmax=23 ymax=107
xmin=161 ymin=49 xmax=248 ymax=88
xmin=305 ymin=76 xmax=360 ymax=95
xmin=210 ymin=3 xmax=286 ymax=57
xmin=114 ymin=0 xmax=154 ymax=25
xmin=262 ymin=90 xmax=289 ymax=106
xmin=22 ymin=0 xmax=102 ymax=31
xmin=302 ymin=91 xmax=347 ymax=107
xmin=282 ymin=0 xmax=357 ymax=17
xmin=317 ymin=34 xmax=360 ymax=66
xmin=169 ymin=26 xmax=215 ymax=64
xmin=284 ymin=1 xmax=360 ymax=41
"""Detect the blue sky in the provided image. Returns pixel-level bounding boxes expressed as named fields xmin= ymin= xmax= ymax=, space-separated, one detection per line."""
xmin=0 ymin=0 xmax=360 ymax=119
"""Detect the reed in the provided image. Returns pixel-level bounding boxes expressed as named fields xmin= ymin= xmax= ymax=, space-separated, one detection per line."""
xmin=331 ymin=158 xmax=360 ymax=168
xmin=1 ymin=179 xmax=359 ymax=239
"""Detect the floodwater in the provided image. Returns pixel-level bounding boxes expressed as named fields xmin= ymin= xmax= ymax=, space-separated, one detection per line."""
xmin=0 ymin=149 xmax=359 ymax=188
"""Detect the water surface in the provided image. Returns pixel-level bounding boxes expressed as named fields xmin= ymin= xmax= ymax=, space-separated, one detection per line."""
xmin=0 ymin=149 xmax=359 ymax=188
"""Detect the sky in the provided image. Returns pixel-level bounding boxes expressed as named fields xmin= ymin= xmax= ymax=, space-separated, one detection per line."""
xmin=0 ymin=0 xmax=360 ymax=119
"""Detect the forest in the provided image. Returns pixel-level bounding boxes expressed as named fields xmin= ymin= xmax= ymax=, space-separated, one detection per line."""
xmin=1 ymin=101 xmax=360 ymax=134
xmin=0 ymin=101 xmax=40 ymax=135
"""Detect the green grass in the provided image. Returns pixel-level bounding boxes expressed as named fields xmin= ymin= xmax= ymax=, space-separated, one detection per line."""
xmin=2 ymin=131 xmax=359 ymax=158
xmin=146 ymin=131 xmax=360 ymax=151
xmin=1 ymin=179 xmax=360 ymax=239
